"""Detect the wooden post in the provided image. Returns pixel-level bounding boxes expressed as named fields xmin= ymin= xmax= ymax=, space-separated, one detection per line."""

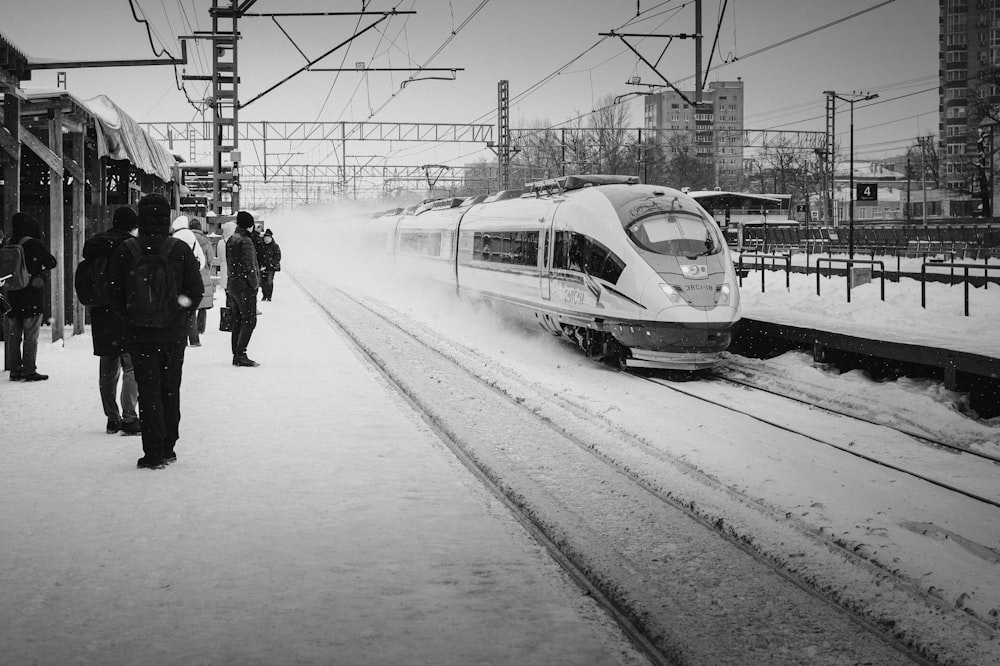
xmin=1 ymin=91 xmax=22 ymax=370
xmin=48 ymin=109 xmax=65 ymax=343
xmin=2 ymin=92 xmax=21 ymax=239
xmin=70 ymin=129 xmax=86 ymax=335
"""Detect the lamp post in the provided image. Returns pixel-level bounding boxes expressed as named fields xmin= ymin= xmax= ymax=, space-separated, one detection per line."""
xmin=824 ymin=91 xmax=878 ymax=259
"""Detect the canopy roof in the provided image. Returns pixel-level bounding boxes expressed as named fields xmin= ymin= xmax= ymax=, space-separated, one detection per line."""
xmin=21 ymin=89 xmax=176 ymax=182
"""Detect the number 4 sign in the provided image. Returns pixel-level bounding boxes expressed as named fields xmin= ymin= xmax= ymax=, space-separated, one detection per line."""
xmin=856 ymin=183 xmax=878 ymax=201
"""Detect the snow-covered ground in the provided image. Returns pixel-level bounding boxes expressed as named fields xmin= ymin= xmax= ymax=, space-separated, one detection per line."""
xmin=734 ymin=251 xmax=1000 ymax=358
xmin=0 ymin=277 xmax=645 ymax=665
xmin=275 ymin=202 xmax=1000 ymax=659
xmin=2 ymin=200 xmax=998 ymax=665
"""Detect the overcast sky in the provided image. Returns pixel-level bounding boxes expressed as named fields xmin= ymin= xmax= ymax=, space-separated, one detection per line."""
xmin=3 ymin=0 xmax=937 ymax=168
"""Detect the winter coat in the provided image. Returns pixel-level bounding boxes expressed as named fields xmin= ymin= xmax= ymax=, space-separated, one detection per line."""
xmin=225 ymin=227 xmax=260 ymax=294
xmin=171 ymin=217 xmax=206 ymax=270
xmin=259 ymin=238 xmax=282 ymax=272
xmin=4 ymin=215 xmax=58 ymax=318
xmin=190 ymin=228 xmax=216 ymax=310
xmin=81 ymin=227 xmax=133 ymax=356
xmin=107 ymin=230 xmax=204 ymax=347
xmin=216 ymin=221 xmax=237 ymax=292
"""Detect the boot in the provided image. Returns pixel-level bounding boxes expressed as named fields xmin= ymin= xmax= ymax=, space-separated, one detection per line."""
xmin=234 ymin=354 xmax=259 ymax=367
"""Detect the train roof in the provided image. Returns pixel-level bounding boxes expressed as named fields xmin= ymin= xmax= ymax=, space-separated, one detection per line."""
xmin=524 ymin=174 xmax=639 ymax=196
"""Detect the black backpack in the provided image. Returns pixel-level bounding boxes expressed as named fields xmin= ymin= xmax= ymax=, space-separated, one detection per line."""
xmin=0 ymin=237 xmax=31 ymax=291
xmin=123 ymin=237 xmax=180 ymax=328
xmin=74 ymin=254 xmax=111 ymax=306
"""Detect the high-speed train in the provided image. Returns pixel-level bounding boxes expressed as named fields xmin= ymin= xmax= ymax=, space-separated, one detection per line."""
xmin=364 ymin=174 xmax=742 ymax=370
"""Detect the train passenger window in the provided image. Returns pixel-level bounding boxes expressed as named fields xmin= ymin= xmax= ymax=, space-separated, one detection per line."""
xmin=473 ymin=231 xmax=539 ymax=266
xmin=552 ymin=231 xmax=624 ymax=285
xmin=398 ymin=231 xmax=442 ymax=257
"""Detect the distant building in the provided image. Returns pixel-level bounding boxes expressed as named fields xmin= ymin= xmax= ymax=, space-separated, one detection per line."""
xmin=939 ymin=0 xmax=1000 ymax=214
xmin=643 ymin=80 xmax=745 ymax=188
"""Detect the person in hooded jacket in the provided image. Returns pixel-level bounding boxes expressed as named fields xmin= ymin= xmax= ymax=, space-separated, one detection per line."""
xmin=81 ymin=206 xmax=141 ymax=434
xmin=4 ymin=212 xmax=58 ymax=381
xmin=170 ymin=216 xmax=206 ymax=346
xmin=108 ymin=194 xmax=203 ymax=469
xmin=258 ymin=229 xmax=282 ymax=301
xmin=226 ymin=211 xmax=260 ymax=367
xmin=188 ymin=219 xmax=216 ymax=336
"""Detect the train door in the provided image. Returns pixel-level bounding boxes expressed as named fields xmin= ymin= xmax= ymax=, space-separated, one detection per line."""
xmin=539 ymin=203 xmax=561 ymax=300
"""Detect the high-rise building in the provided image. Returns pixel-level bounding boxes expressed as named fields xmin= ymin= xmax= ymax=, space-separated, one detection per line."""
xmin=643 ymin=80 xmax=745 ymax=188
xmin=939 ymin=0 xmax=999 ymax=205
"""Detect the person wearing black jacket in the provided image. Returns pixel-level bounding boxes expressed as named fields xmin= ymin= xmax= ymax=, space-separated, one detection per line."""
xmin=259 ymin=229 xmax=281 ymax=301
xmin=81 ymin=207 xmax=142 ymax=434
xmin=226 ymin=211 xmax=261 ymax=367
xmin=108 ymin=194 xmax=203 ymax=469
xmin=4 ymin=212 xmax=58 ymax=382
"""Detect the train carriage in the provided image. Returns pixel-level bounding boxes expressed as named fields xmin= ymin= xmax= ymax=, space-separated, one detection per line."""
xmin=367 ymin=175 xmax=742 ymax=370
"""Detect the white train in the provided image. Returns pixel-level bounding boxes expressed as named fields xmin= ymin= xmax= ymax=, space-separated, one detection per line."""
xmin=364 ymin=174 xmax=742 ymax=370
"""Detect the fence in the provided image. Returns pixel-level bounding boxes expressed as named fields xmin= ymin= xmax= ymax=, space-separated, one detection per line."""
xmin=739 ymin=223 xmax=1000 ymax=260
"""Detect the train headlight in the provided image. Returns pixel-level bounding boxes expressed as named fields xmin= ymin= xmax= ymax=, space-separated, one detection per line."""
xmin=658 ymin=282 xmax=686 ymax=306
xmin=715 ymin=283 xmax=732 ymax=305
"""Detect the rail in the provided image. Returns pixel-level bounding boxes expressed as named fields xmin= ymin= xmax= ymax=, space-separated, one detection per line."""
xmin=920 ymin=262 xmax=993 ymax=316
xmin=815 ymin=258 xmax=886 ymax=303
xmin=736 ymin=253 xmax=791 ymax=293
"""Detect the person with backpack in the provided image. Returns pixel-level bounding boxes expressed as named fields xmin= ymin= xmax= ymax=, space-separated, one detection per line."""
xmin=78 ymin=206 xmax=141 ymax=435
xmin=226 ymin=211 xmax=261 ymax=367
xmin=3 ymin=212 xmax=58 ymax=382
xmin=107 ymin=194 xmax=203 ymax=469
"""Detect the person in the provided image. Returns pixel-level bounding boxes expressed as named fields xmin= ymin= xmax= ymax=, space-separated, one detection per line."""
xmin=81 ymin=206 xmax=141 ymax=435
xmin=259 ymin=229 xmax=282 ymax=301
xmin=215 ymin=220 xmax=237 ymax=292
xmin=170 ymin=216 xmax=206 ymax=346
xmin=4 ymin=212 xmax=58 ymax=382
xmin=188 ymin=218 xmax=216 ymax=336
xmin=108 ymin=193 xmax=203 ymax=469
xmin=226 ymin=211 xmax=261 ymax=367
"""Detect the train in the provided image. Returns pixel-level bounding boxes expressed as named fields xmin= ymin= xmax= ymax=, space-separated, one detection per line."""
xmin=362 ymin=174 xmax=742 ymax=370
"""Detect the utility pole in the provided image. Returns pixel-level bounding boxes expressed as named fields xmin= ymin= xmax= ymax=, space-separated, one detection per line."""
xmin=824 ymin=90 xmax=878 ymax=259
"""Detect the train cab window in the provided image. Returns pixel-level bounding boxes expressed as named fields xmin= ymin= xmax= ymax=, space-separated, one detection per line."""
xmin=626 ymin=211 xmax=720 ymax=258
xmin=553 ymin=231 xmax=625 ymax=285
xmin=617 ymin=194 xmax=723 ymax=258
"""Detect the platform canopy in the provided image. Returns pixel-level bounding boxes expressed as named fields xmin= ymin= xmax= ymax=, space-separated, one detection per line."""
xmin=20 ymin=89 xmax=176 ymax=182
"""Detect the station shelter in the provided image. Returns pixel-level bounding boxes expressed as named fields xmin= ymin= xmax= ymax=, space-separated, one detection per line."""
xmin=1 ymin=30 xmax=180 ymax=355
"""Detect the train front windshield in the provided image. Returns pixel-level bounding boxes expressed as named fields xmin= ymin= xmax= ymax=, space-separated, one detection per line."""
xmin=619 ymin=195 xmax=723 ymax=258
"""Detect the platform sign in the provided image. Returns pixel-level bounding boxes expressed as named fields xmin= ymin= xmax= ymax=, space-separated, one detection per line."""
xmin=856 ymin=183 xmax=878 ymax=202
xmin=795 ymin=203 xmax=806 ymax=222
xmin=849 ymin=266 xmax=872 ymax=288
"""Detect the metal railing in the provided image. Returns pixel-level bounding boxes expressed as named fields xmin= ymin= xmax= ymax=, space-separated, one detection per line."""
xmin=815 ymin=258 xmax=886 ymax=302
xmin=737 ymin=253 xmax=791 ymax=293
xmin=920 ymin=262 xmax=993 ymax=316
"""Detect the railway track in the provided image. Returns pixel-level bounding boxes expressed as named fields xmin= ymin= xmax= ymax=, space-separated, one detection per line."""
xmin=286 ymin=269 xmax=998 ymax=666
xmin=640 ymin=373 xmax=1000 ymax=510
xmin=718 ymin=357 xmax=1000 ymax=465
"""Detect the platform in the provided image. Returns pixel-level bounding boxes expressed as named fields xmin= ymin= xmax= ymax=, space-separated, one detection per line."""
xmin=0 ymin=280 xmax=640 ymax=666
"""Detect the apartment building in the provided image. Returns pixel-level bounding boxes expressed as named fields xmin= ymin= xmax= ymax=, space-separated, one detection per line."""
xmin=940 ymin=0 xmax=999 ymax=210
xmin=643 ymin=79 xmax=745 ymax=188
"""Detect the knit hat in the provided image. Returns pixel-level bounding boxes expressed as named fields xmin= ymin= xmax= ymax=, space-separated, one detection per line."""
xmin=236 ymin=210 xmax=255 ymax=229
xmin=112 ymin=206 xmax=138 ymax=231
xmin=137 ymin=193 xmax=171 ymax=234
xmin=171 ymin=215 xmax=190 ymax=232
xmin=263 ymin=228 xmax=273 ymax=238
